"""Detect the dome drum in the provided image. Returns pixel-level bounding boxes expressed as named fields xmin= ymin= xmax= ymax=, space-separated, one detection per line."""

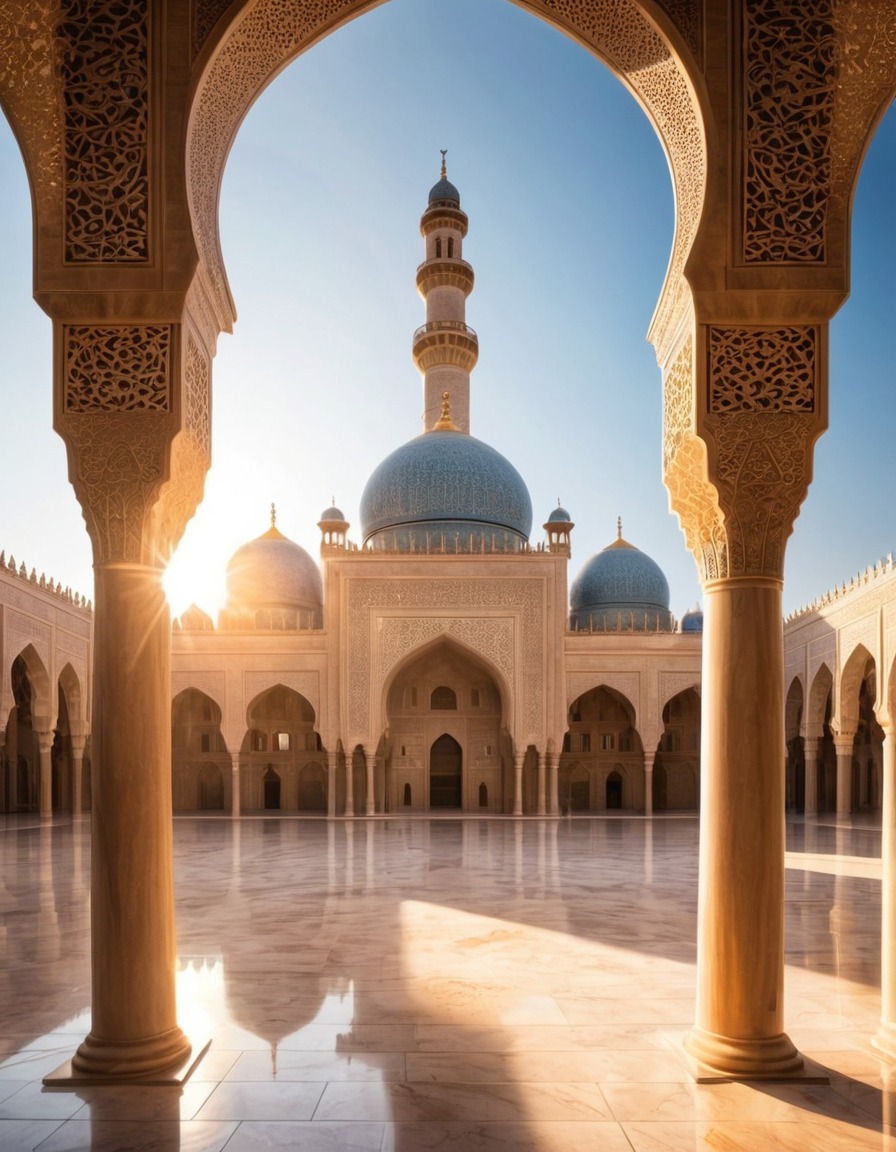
xmin=416 ymin=259 xmax=474 ymax=297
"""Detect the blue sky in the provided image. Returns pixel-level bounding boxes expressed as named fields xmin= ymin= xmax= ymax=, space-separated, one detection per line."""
xmin=0 ymin=0 xmax=893 ymax=618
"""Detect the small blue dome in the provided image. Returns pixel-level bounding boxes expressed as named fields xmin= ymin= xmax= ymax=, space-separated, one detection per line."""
xmin=319 ymin=504 xmax=345 ymax=522
xmin=360 ymin=430 xmax=532 ymax=552
xmin=681 ymin=605 xmax=704 ymax=633
xmin=570 ymin=536 xmax=672 ymax=632
xmin=548 ymin=505 xmax=571 ymax=523
xmin=429 ymin=177 xmax=460 ymax=205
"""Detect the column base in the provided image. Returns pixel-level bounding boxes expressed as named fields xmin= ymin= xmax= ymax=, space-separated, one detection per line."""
xmin=683 ymin=1026 xmax=813 ymax=1082
xmin=44 ymin=1027 xmax=202 ymax=1086
xmin=872 ymin=1023 xmax=896 ymax=1061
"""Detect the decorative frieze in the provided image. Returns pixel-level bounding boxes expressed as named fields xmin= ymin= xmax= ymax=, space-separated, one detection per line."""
xmin=742 ymin=0 xmax=836 ymax=263
xmin=708 ymin=327 xmax=816 ymax=414
xmin=56 ymin=0 xmax=150 ymax=263
xmin=64 ymin=326 xmax=171 ymax=412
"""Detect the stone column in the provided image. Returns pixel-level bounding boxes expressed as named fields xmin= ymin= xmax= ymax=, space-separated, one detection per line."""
xmin=803 ymin=737 xmax=819 ymax=818
xmin=345 ymin=749 xmax=355 ymax=818
xmin=834 ymin=738 xmax=854 ymax=821
xmin=70 ymin=735 xmax=86 ymax=817
xmin=36 ymin=730 xmax=54 ymax=817
xmin=230 ymin=752 xmax=241 ymax=819
xmin=643 ymin=750 xmax=655 ymax=818
xmin=71 ymin=563 xmax=191 ymax=1077
xmin=327 ymin=750 xmax=338 ymax=819
xmin=874 ymin=725 xmax=896 ymax=1058
xmin=512 ymin=751 xmax=524 ymax=817
xmin=536 ymin=750 xmax=547 ymax=816
xmin=663 ymin=322 xmax=824 ymax=1079
xmin=683 ymin=578 xmax=801 ymax=1077
xmin=364 ymin=749 xmax=375 ymax=816
xmin=547 ymin=750 xmax=559 ymax=816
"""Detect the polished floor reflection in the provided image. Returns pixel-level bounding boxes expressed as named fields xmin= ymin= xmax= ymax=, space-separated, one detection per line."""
xmin=0 ymin=812 xmax=893 ymax=1150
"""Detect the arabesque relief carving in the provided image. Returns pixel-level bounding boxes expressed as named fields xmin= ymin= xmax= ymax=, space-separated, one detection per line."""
xmin=55 ymin=0 xmax=149 ymax=263
xmin=708 ymin=327 xmax=816 ymax=414
xmin=64 ymin=326 xmax=171 ymax=412
xmin=743 ymin=0 xmax=836 ymax=263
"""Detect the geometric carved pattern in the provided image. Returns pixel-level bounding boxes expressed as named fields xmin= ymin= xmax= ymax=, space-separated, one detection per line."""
xmin=743 ymin=0 xmax=836 ymax=263
xmin=663 ymin=337 xmax=693 ymax=472
xmin=56 ymin=0 xmax=149 ymax=262
xmin=708 ymin=327 xmax=816 ymax=413
xmin=193 ymin=0 xmax=235 ymax=60
xmin=653 ymin=0 xmax=701 ymax=61
xmin=64 ymin=326 xmax=171 ymax=412
xmin=185 ymin=337 xmax=211 ymax=453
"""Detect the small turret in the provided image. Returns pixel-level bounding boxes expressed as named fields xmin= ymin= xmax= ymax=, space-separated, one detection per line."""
xmin=544 ymin=500 xmax=574 ymax=556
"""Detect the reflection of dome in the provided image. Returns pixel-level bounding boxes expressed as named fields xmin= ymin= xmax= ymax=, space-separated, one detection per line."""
xmin=359 ymin=430 xmax=533 ymax=552
xmin=681 ymin=604 xmax=704 ymax=633
xmin=570 ymin=533 xmax=673 ymax=632
xmin=225 ymin=522 xmax=322 ymax=626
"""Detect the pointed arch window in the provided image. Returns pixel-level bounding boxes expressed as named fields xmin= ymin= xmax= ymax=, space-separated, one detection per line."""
xmin=431 ymin=686 xmax=457 ymax=710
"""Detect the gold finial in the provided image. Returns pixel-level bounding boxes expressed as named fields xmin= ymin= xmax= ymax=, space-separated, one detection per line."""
xmin=557 ymin=498 xmax=562 ymax=509
xmin=433 ymin=391 xmax=459 ymax=432
xmin=617 ymin=515 xmax=622 ymax=540
xmin=440 ymin=149 xmax=447 ymax=179
xmin=271 ymin=502 xmax=277 ymax=528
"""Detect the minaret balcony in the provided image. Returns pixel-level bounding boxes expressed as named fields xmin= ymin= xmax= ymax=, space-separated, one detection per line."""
xmin=412 ymin=321 xmax=479 ymax=373
xmin=420 ymin=204 xmax=469 ymax=235
xmin=416 ymin=258 xmax=475 ymax=297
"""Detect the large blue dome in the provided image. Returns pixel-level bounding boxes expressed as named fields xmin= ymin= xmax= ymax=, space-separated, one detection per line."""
xmin=360 ymin=430 xmax=532 ymax=552
xmin=224 ymin=525 xmax=322 ymax=627
xmin=570 ymin=537 xmax=673 ymax=632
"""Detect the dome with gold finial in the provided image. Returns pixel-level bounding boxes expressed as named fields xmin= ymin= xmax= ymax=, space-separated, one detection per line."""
xmin=569 ymin=518 xmax=672 ymax=632
xmin=223 ymin=505 xmax=323 ymax=627
xmin=359 ymin=394 xmax=532 ymax=553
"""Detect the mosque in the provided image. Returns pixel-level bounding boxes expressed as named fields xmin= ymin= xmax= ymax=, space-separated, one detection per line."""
xmin=0 ymin=162 xmax=705 ymax=822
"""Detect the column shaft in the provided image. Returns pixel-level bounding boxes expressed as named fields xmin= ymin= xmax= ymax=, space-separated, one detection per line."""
xmin=345 ymin=749 xmax=354 ymax=818
xmin=365 ymin=750 xmax=375 ymax=816
xmin=803 ymin=738 xmax=818 ymax=818
xmin=38 ymin=733 xmax=53 ymax=817
xmin=230 ymin=752 xmax=241 ymax=819
xmin=644 ymin=751 xmax=655 ymax=818
xmin=835 ymin=742 xmax=853 ymax=820
xmin=327 ymin=751 xmax=338 ymax=819
xmin=684 ymin=578 xmax=801 ymax=1077
xmin=536 ymin=751 xmax=546 ymax=816
xmin=512 ymin=752 xmax=524 ymax=817
xmin=548 ymin=752 xmax=559 ymax=816
xmin=72 ymin=563 xmax=190 ymax=1077
xmin=875 ymin=727 xmax=896 ymax=1056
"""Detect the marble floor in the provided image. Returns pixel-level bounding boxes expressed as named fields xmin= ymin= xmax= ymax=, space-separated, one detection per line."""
xmin=0 ymin=812 xmax=893 ymax=1151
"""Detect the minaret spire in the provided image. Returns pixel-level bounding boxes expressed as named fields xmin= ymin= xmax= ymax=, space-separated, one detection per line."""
xmin=412 ymin=156 xmax=477 ymax=434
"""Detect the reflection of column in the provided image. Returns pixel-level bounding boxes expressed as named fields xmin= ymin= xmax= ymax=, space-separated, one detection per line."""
xmin=345 ymin=749 xmax=354 ymax=818
xmin=548 ymin=751 xmax=559 ymax=816
xmin=834 ymin=739 xmax=853 ymax=820
xmin=512 ymin=752 xmax=524 ymax=816
xmin=643 ymin=750 xmax=655 ymax=818
xmin=364 ymin=749 xmax=375 ymax=816
xmin=536 ymin=750 xmax=546 ymax=816
xmin=874 ymin=726 xmax=896 ymax=1057
xmin=803 ymin=737 xmax=818 ymax=817
xmin=327 ymin=751 xmax=338 ymax=819
xmin=230 ymin=752 xmax=241 ymax=819
xmin=70 ymin=735 xmax=86 ymax=817
xmin=37 ymin=730 xmax=53 ymax=817
xmin=684 ymin=578 xmax=801 ymax=1078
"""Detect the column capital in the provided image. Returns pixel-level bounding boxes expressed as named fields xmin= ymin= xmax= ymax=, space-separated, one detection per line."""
xmin=663 ymin=326 xmax=827 ymax=583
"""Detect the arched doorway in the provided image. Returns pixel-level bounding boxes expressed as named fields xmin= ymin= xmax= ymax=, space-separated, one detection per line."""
xmin=263 ymin=765 xmax=281 ymax=810
xmin=299 ymin=762 xmax=327 ymax=812
xmin=655 ymin=687 xmax=701 ymax=811
xmin=385 ymin=638 xmax=504 ymax=813
xmin=199 ymin=763 xmax=225 ymax=810
xmin=562 ymin=685 xmax=642 ymax=812
xmin=430 ymin=734 xmax=462 ymax=809
xmin=243 ymin=684 xmax=322 ymax=811
xmin=784 ymin=677 xmax=805 ymax=812
xmin=606 ymin=770 xmax=623 ymax=809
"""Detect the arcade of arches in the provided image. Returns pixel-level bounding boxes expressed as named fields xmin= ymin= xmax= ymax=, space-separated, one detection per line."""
xmin=1 ymin=0 xmax=895 ymax=1096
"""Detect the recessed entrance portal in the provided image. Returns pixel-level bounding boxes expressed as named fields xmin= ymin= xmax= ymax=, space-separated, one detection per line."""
xmin=263 ymin=765 xmax=281 ymax=810
xmin=430 ymin=734 xmax=462 ymax=809
xmin=606 ymin=770 xmax=623 ymax=809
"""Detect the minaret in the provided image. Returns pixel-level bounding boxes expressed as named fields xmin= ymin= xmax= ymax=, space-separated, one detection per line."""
xmin=413 ymin=151 xmax=478 ymax=434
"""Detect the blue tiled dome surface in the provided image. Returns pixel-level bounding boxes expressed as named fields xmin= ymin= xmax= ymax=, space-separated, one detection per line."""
xmin=429 ymin=177 xmax=461 ymax=204
xmin=360 ymin=431 xmax=532 ymax=546
xmin=569 ymin=540 xmax=672 ymax=630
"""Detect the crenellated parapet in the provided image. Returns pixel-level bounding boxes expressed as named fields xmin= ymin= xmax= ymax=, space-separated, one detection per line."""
xmin=0 ymin=550 xmax=92 ymax=613
xmin=785 ymin=553 xmax=896 ymax=623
